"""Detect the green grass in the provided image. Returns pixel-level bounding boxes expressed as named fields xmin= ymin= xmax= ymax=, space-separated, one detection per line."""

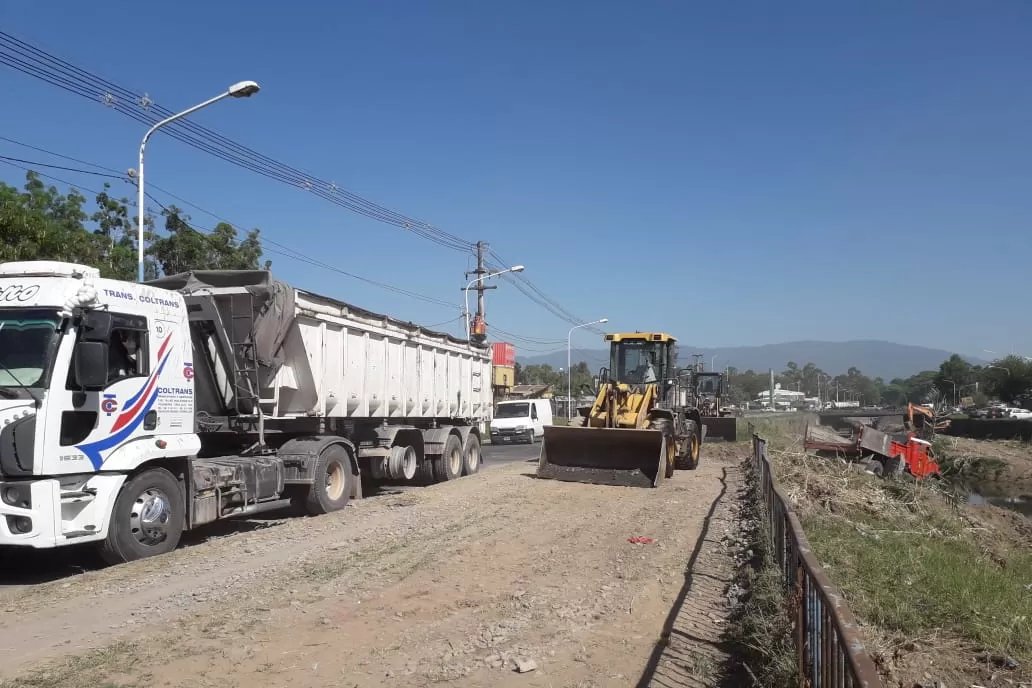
xmin=801 ymin=515 xmax=1032 ymax=660
xmin=760 ymin=426 xmax=1032 ymax=667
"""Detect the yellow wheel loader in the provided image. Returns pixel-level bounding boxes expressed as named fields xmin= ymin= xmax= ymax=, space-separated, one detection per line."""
xmin=538 ymin=332 xmax=703 ymax=488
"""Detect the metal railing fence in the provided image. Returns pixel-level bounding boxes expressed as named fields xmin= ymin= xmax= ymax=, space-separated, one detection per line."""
xmin=750 ymin=429 xmax=883 ymax=688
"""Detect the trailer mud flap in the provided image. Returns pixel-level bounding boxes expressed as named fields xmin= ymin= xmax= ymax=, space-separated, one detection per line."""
xmin=702 ymin=417 xmax=737 ymax=442
xmin=537 ymin=425 xmax=665 ymax=488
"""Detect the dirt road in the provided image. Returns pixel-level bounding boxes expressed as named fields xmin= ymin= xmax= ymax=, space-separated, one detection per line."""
xmin=0 ymin=445 xmax=743 ymax=688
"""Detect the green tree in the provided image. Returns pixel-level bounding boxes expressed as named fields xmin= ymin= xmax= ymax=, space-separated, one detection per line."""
xmin=0 ymin=172 xmax=269 ymax=279
xmin=934 ymin=354 xmax=978 ymax=406
xmin=149 ymin=207 xmax=268 ymax=276
xmin=981 ymin=355 xmax=1032 ymax=403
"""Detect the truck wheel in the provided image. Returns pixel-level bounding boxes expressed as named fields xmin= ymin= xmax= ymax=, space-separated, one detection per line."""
xmin=302 ymin=443 xmax=354 ymax=515
xmin=432 ymin=434 xmax=463 ymax=482
xmin=98 ymin=467 xmax=185 ymax=565
xmin=462 ymin=434 xmax=482 ymax=476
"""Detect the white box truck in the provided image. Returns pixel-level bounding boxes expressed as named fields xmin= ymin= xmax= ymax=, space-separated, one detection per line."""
xmin=0 ymin=262 xmax=492 ymax=563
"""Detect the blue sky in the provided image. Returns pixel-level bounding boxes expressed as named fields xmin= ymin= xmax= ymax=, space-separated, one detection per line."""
xmin=2 ymin=1 xmax=1030 ymax=359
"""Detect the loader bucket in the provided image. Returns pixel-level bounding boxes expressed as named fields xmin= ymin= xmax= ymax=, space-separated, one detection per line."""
xmin=537 ymin=425 xmax=665 ymax=488
xmin=702 ymin=417 xmax=738 ymax=442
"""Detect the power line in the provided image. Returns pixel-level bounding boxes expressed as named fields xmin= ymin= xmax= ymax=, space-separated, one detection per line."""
xmin=0 ymin=30 xmax=475 ymax=253
xmin=0 ymin=32 xmax=597 ymax=333
xmin=0 ymin=153 xmax=459 ymax=310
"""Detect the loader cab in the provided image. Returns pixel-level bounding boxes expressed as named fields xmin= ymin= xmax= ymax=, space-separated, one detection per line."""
xmin=606 ymin=333 xmax=677 ymax=387
xmin=695 ymin=372 xmax=725 ymax=397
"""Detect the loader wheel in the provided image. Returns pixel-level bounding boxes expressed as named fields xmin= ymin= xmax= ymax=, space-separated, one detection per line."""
xmin=677 ymin=422 xmax=700 ymax=470
xmin=648 ymin=419 xmax=676 ymax=479
xmin=432 ymin=434 xmax=464 ymax=482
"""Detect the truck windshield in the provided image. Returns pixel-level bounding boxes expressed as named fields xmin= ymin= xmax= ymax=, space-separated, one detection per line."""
xmin=495 ymin=403 xmax=530 ymax=418
xmin=0 ymin=309 xmax=61 ymax=391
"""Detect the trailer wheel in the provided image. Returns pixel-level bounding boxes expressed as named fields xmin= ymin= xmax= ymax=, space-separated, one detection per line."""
xmin=98 ymin=467 xmax=185 ymax=565
xmin=432 ymin=434 xmax=464 ymax=482
xmin=462 ymin=434 xmax=482 ymax=476
xmin=302 ymin=443 xmax=354 ymax=515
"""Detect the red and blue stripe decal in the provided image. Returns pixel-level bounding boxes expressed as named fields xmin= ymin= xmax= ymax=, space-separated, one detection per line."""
xmin=77 ymin=333 xmax=175 ymax=470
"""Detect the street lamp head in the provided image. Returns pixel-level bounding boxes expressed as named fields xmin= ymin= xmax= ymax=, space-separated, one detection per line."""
xmin=599 ymin=318 xmax=609 ymax=324
xmin=228 ymin=80 xmax=261 ymax=98
xmin=509 ymin=265 xmax=525 ymax=273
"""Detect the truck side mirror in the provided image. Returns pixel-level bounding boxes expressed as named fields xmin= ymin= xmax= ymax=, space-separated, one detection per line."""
xmin=74 ymin=341 xmax=110 ymax=390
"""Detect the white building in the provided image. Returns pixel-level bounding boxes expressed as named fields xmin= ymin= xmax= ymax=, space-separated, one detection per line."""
xmin=753 ymin=384 xmax=806 ymax=410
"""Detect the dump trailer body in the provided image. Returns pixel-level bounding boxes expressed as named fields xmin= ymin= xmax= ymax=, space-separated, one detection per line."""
xmin=538 ymin=425 xmax=666 ymax=488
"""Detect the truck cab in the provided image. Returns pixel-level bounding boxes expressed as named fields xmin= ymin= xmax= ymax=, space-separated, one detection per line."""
xmin=491 ymin=399 xmax=553 ymax=444
xmin=0 ymin=260 xmax=197 ymax=556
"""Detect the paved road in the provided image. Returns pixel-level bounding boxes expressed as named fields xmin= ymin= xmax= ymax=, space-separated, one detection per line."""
xmin=482 ymin=439 xmax=539 ymax=467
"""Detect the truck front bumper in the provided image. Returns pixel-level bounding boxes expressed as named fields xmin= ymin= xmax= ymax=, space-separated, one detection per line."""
xmin=0 ymin=479 xmax=60 ymax=548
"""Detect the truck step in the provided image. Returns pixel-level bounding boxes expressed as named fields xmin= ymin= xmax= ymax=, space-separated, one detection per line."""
xmin=60 ymin=488 xmax=97 ymax=501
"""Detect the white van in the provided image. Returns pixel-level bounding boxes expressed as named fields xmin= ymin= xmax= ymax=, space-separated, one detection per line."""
xmin=491 ymin=399 xmax=553 ymax=444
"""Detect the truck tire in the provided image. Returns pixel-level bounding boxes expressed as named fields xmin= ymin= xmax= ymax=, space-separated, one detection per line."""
xmin=648 ymin=418 xmax=676 ymax=479
xmin=98 ymin=467 xmax=185 ymax=565
xmin=302 ymin=443 xmax=354 ymax=515
xmin=432 ymin=433 xmax=464 ymax=482
xmin=462 ymin=433 xmax=482 ymax=476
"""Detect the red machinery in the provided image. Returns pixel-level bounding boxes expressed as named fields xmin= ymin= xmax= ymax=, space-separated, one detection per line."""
xmin=804 ymin=423 xmax=941 ymax=480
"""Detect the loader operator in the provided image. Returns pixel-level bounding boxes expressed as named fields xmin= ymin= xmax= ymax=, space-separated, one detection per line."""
xmin=635 ymin=353 xmax=658 ymax=384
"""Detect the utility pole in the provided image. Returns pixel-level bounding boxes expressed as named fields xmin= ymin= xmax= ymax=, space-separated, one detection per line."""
xmin=464 ymin=241 xmax=496 ymax=343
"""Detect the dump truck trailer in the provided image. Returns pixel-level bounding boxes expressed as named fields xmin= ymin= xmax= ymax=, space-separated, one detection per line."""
xmin=0 ymin=262 xmax=492 ymax=563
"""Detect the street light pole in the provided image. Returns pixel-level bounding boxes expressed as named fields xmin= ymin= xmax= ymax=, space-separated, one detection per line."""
xmin=943 ymin=378 xmax=957 ymax=407
xmin=136 ymin=80 xmax=261 ymax=282
xmin=463 ymin=265 xmax=525 ymax=339
xmin=567 ymin=318 xmax=608 ymax=419
xmin=710 ymin=354 xmax=718 ymax=372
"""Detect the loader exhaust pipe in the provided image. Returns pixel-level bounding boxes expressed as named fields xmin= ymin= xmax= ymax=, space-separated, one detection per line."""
xmin=537 ymin=425 xmax=666 ymax=488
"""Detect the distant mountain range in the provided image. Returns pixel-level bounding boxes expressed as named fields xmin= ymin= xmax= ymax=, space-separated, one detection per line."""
xmin=516 ymin=340 xmax=985 ymax=381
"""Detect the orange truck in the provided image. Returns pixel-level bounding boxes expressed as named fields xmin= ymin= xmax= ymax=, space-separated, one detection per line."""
xmin=804 ymin=423 xmax=941 ymax=480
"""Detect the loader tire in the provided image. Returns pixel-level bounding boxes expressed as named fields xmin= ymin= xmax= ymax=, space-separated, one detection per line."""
xmin=677 ymin=421 xmax=701 ymax=471
xmin=648 ymin=419 xmax=676 ymax=479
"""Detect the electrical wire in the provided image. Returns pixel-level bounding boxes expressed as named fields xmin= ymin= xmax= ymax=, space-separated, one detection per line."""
xmin=0 ymin=33 xmax=597 ymax=332
xmin=0 ymin=154 xmax=459 ymax=309
xmin=0 ymin=30 xmax=474 ymax=253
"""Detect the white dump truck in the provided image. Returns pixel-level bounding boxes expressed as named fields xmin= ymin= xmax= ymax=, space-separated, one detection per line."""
xmin=0 ymin=261 xmax=492 ymax=563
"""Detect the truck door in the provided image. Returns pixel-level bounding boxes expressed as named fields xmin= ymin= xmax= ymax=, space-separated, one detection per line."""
xmin=54 ymin=312 xmax=163 ymax=471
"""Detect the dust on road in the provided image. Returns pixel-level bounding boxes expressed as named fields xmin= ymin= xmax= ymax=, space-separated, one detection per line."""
xmin=0 ymin=444 xmax=744 ymax=688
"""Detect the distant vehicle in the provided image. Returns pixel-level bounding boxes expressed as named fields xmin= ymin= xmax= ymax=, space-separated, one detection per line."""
xmin=491 ymin=399 xmax=553 ymax=444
